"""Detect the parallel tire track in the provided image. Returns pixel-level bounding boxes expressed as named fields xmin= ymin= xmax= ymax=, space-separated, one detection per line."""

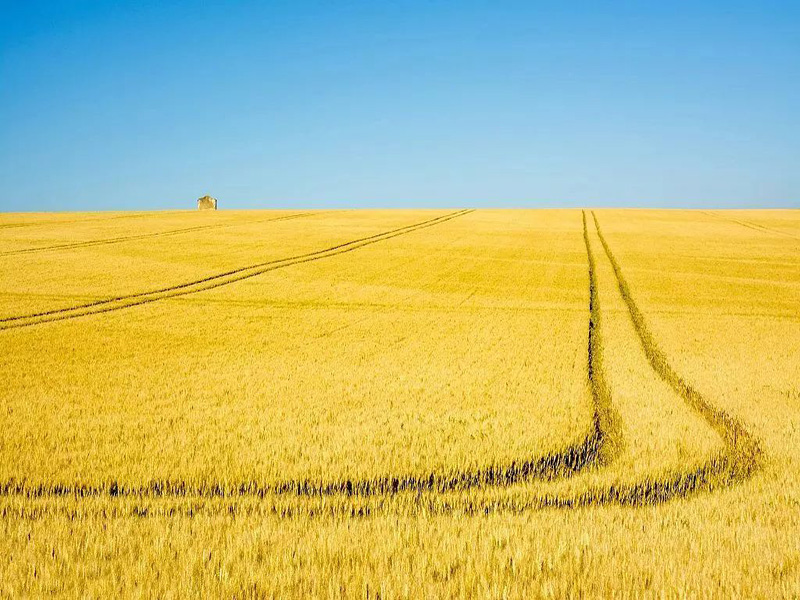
xmin=701 ymin=210 xmax=799 ymax=241
xmin=0 ymin=210 xmax=471 ymax=331
xmin=591 ymin=211 xmax=762 ymax=478
xmin=0 ymin=211 xmax=187 ymax=230
xmin=413 ymin=211 xmax=765 ymax=516
xmin=0 ymin=209 xmax=621 ymax=499
xmin=0 ymin=212 xmax=320 ymax=257
xmin=358 ymin=212 xmax=764 ymax=517
xmin=0 ymin=211 xmax=763 ymax=515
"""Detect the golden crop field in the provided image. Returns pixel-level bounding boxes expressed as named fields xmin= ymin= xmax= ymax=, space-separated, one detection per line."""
xmin=0 ymin=208 xmax=798 ymax=597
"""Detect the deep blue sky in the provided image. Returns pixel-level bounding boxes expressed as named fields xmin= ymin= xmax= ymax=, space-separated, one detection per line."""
xmin=1 ymin=1 xmax=798 ymax=211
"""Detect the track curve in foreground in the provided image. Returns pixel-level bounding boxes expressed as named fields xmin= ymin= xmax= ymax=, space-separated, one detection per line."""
xmin=405 ymin=212 xmax=765 ymax=517
xmin=0 ymin=212 xmax=763 ymax=519
xmin=591 ymin=212 xmax=762 ymax=476
xmin=259 ymin=212 xmax=764 ymax=518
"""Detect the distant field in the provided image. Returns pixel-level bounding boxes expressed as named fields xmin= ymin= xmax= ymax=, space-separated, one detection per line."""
xmin=1 ymin=208 xmax=798 ymax=597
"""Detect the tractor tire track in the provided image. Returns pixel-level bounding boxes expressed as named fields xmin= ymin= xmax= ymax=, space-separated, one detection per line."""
xmin=301 ymin=211 xmax=761 ymax=515
xmin=244 ymin=211 xmax=762 ymax=516
xmin=702 ymin=210 xmax=799 ymax=241
xmin=591 ymin=211 xmax=762 ymax=477
xmin=0 ymin=210 xmax=623 ymax=499
xmin=0 ymin=211 xmax=188 ymax=230
xmin=0 ymin=210 xmax=471 ymax=330
xmin=421 ymin=212 xmax=765 ymax=514
xmin=1 ymin=211 xmax=760 ymax=515
xmin=0 ymin=211 xmax=320 ymax=257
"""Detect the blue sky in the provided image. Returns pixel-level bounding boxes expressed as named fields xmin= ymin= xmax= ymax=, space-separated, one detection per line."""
xmin=1 ymin=1 xmax=798 ymax=211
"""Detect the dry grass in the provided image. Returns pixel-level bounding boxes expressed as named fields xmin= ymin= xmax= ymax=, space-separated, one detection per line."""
xmin=0 ymin=208 xmax=798 ymax=597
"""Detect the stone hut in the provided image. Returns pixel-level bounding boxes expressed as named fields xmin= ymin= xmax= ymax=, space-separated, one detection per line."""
xmin=197 ymin=195 xmax=218 ymax=210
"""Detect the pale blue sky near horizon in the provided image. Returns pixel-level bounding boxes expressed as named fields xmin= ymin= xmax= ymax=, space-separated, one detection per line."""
xmin=1 ymin=1 xmax=798 ymax=212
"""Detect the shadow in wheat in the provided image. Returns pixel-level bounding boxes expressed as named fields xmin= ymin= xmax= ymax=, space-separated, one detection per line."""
xmin=0 ymin=209 xmax=623 ymax=501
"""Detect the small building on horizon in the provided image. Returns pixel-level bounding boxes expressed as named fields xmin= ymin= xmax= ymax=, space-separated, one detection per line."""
xmin=197 ymin=195 xmax=217 ymax=210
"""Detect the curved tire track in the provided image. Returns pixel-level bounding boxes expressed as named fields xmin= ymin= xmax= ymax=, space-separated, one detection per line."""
xmin=592 ymin=211 xmax=762 ymax=477
xmin=384 ymin=211 xmax=764 ymax=515
xmin=422 ymin=211 xmax=765 ymax=516
xmin=0 ymin=211 xmax=762 ymax=515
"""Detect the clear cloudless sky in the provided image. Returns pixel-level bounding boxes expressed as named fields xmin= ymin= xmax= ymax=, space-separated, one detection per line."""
xmin=1 ymin=1 xmax=798 ymax=211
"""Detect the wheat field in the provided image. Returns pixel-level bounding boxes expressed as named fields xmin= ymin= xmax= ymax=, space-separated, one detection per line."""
xmin=0 ymin=208 xmax=798 ymax=597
